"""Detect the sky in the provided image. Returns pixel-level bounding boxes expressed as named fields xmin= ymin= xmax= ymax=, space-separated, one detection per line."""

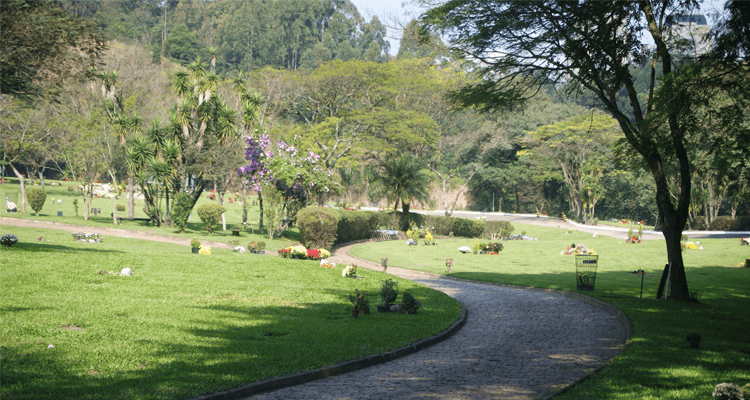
xmin=349 ymin=0 xmax=729 ymax=57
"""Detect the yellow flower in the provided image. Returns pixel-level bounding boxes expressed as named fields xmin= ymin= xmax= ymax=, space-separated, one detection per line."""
xmin=199 ymin=246 xmax=211 ymax=255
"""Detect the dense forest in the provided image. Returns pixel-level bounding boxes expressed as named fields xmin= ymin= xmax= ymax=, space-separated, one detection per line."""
xmin=2 ymin=0 xmax=748 ymax=231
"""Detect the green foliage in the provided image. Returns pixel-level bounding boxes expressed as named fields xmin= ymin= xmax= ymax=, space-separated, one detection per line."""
xmin=116 ymin=204 xmax=126 ymax=212
xmin=298 ymin=206 xmax=340 ymax=250
xmin=25 ymin=188 xmax=46 ymax=216
xmin=190 ymin=239 xmax=201 ymax=248
xmin=171 ymin=193 xmax=193 ymax=233
xmin=335 ymin=210 xmax=388 ymax=244
xmin=196 ymin=204 xmax=226 ymax=234
xmin=485 ymin=221 xmax=514 ymax=238
xmin=379 ymin=279 xmax=398 ymax=306
xmin=0 ymin=0 xmax=105 ymax=98
xmin=164 ymin=24 xmax=202 ymax=65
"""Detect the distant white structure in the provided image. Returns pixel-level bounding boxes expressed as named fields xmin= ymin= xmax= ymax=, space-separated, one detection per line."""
xmin=664 ymin=13 xmax=713 ymax=58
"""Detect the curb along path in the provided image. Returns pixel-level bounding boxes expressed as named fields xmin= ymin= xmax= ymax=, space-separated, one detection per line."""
xmin=242 ymin=243 xmax=629 ymax=400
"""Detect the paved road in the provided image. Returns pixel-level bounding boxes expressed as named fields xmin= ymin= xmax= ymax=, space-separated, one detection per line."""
xmin=239 ymin=244 xmax=629 ymax=400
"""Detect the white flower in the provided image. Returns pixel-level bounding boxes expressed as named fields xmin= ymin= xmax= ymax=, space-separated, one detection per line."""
xmin=458 ymin=246 xmax=472 ymax=253
xmin=48 ymin=344 xmax=54 ymax=349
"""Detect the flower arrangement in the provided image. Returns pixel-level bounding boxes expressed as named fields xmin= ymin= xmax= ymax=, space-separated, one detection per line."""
xmin=233 ymin=246 xmax=246 ymax=253
xmin=741 ymin=238 xmax=749 ymax=246
xmin=199 ymin=246 xmax=211 ymax=255
xmin=458 ymin=246 xmax=472 ymax=253
xmin=342 ymin=265 xmax=357 ymax=278
xmin=561 ymin=244 xmax=596 ymax=256
xmin=319 ymin=259 xmax=336 ymax=268
xmin=72 ymin=232 xmax=104 ymax=243
xmin=1 ymin=234 xmax=18 ymax=247
xmin=277 ymin=247 xmax=292 ymax=258
xmin=319 ymin=249 xmax=331 ymax=258
xmin=486 ymin=242 xmax=504 ymax=252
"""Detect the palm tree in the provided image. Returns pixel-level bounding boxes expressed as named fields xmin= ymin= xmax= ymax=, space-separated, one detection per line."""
xmin=173 ymin=71 xmax=190 ymax=99
xmin=207 ymin=46 xmax=218 ymax=73
xmin=374 ymin=154 xmax=430 ymax=215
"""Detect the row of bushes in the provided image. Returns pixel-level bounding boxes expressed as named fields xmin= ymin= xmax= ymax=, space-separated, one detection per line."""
xmin=297 ymin=207 xmax=514 ymax=250
xmin=690 ymin=216 xmax=750 ymax=231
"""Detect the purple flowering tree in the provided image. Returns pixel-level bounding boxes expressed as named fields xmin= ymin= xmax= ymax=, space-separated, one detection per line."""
xmin=238 ymin=134 xmax=339 ymax=239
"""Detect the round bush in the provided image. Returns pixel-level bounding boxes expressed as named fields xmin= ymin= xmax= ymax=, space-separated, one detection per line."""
xmin=196 ymin=204 xmax=226 ymax=234
xmin=298 ymin=206 xmax=339 ymax=250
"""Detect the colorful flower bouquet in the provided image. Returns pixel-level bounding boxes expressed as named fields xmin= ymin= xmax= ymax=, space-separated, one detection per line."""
xmin=278 ymin=245 xmax=332 ymax=260
xmin=561 ymin=244 xmax=596 ymax=256
xmin=199 ymin=246 xmax=211 ymax=255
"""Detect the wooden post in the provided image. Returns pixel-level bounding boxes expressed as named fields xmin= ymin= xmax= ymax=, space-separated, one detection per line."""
xmin=446 ymin=258 xmax=453 ymax=273
xmin=381 ymin=258 xmax=388 ymax=273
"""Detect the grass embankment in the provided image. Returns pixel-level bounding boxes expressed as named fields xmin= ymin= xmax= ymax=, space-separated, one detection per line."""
xmin=1 ymin=179 xmax=296 ymax=248
xmin=0 ymin=226 xmax=462 ymax=400
xmin=350 ymin=225 xmax=750 ymax=400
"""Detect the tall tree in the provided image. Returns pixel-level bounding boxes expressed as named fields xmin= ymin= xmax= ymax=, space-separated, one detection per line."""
xmin=420 ymin=0 xmax=741 ymax=300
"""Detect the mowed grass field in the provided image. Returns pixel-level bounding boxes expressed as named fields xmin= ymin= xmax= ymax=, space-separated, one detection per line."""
xmin=0 ymin=225 xmax=462 ymax=400
xmin=350 ymin=224 xmax=750 ymax=399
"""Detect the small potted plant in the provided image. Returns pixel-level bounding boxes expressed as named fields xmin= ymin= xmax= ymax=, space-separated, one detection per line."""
xmin=399 ymin=292 xmax=421 ymax=314
xmin=347 ymin=289 xmax=370 ymax=316
xmin=479 ymin=243 xmax=487 ymax=254
xmin=248 ymin=241 xmax=257 ymax=253
xmin=256 ymin=242 xmax=266 ymax=254
xmin=190 ymin=239 xmax=201 ymax=254
xmin=378 ymin=279 xmax=398 ymax=312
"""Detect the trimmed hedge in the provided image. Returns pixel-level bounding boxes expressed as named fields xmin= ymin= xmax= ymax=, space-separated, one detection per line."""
xmin=692 ymin=216 xmax=750 ymax=231
xmin=332 ymin=210 xmax=494 ymax=244
xmin=298 ymin=207 xmax=340 ymax=250
xmin=335 ymin=210 xmax=387 ymax=244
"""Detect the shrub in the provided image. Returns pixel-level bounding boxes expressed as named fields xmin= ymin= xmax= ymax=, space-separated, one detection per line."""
xmin=196 ymin=204 xmax=226 ymax=234
xmin=26 ymin=188 xmax=47 ymax=216
xmin=710 ymin=216 xmax=750 ymax=231
xmin=484 ymin=221 xmax=514 ymax=238
xmin=68 ymin=185 xmax=74 ymax=191
xmin=171 ymin=193 xmax=194 ymax=233
xmin=256 ymin=242 xmax=266 ymax=251
xmin=190 ymin=239 xmax=201 ymax=248
xmin=116 ymin=204 xmax=126 ymax=212
xmin=298 ymin=206 xmax=339 ymax=250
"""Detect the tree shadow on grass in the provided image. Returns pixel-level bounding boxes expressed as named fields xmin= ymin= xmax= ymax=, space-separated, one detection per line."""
xmin=1 ymin=291 xmax=444 ymax=400
xmin=5 ymin=241 xmax=124 ymax=254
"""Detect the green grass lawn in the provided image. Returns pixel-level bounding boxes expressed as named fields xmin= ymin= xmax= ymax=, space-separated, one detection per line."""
xmin=1 ymin=179 xmax=297 ymax=248
xmin=350 ymin=224 xmax=750 ymax=400
xmin=0 ymin=225 xmax=462 ymax=400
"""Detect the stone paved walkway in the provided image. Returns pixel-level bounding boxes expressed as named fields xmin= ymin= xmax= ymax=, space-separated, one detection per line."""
xmin=241 ymin=243 xmax=629 ymax=400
